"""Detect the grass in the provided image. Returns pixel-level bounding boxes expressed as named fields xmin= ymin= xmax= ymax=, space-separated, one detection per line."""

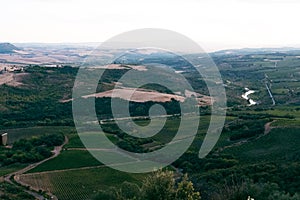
xmin=64 ymin=134 xmax=85 ymax=148
xmin=272 ymin=119 xmax=300 ymax=126
xmin=0 ymin=163 xmax=27 ymax=176
xmin=27 ymin=150 xmax=102 ymax=173
xmin=0 ymin=126 xmax=75 ymax=144
xmin=222 ymin=127 xmax=300 ymax=163
xmin=65 ymin=133 xmax=118 ymax=148
xmin=20 ymin=167 xmax=146 ymax=200
xmin=272 ymin=88 xmax=289 ymax=95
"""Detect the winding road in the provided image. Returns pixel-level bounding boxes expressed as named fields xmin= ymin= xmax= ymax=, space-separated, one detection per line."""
xmin=3 ymin=136 xmax=68 ymax=200
xmin=2 ymin=121 xmax=276 ymax=199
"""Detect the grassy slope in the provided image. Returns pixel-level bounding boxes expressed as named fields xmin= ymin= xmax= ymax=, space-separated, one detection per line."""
xmin=27 ymin=150 xmax=102 ymax=173
xmin=1 ymin=126 xmax=75 ymax=144
xmin=222 ymin=127 xmax=300 ymax=163
xmin=0 ymin=164 xmax=27 ymax=176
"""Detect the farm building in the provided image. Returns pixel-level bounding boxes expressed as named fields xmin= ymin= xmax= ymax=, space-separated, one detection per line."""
xmin=1 ymin=133 xmax=8 ymax=146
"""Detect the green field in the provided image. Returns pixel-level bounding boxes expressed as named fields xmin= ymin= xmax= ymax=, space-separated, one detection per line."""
xmin=64 ymin=133 xmax=118 ymax=148
xmin=222 ymin=128 xmax=300 ymax=163
xmin=27 ymin=150 xmax=102 ymax=173
xmin=0 ymin=163 xmax=27 ymax=176
xmin=1 ymin=126 xmax=75 ymax=144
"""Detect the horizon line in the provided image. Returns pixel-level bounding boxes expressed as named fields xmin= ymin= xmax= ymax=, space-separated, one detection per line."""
xmin=3 ymin=41 xmax=300 ymax=53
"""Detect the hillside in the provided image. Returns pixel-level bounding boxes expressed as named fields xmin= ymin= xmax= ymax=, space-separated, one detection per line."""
xmin=0 ymin=43 xmax=19 ymax=54
xmin=0 ymin=49 xmax=299 ymax=200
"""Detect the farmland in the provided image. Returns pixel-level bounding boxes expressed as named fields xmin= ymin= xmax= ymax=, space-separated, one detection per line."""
xmin=10 ymin=113 xmax=299 ymax=200
xmin=27 ymin=150 xmax=102 ymax=173
xmin=0 ymin=48 xmax=300 ymax=200
xmin=19 ymin=167 xmax=146 ymax=200
xmin=1 ymin=126 xmax=75 ymax=144
xmin=222 ymin=128 xmax=300 ymax=163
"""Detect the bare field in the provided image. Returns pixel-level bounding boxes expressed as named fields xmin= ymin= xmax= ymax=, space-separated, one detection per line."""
xmin=90 ymin=64 xmax=147 ymax=71
xmin=84 ymin=87 xmax=185 ymax=102
xmin=0 ymin=47 xmax=90 ymax=65
xmin=81 ymin=87 xmax=212 ymax=105
xmin=0 ymin=73 xmax=27 ymax=86
xmin=0 ymin=47 xmax=127 ymax=65
xmin=0 ymin=53 xmax=58 ymax=64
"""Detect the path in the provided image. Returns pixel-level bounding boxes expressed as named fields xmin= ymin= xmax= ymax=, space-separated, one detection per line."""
xmin=264 ymin=121 xmax=273 ymax=135
xmin=99 ymin=114 xmax=177 ymax=124
xmin=3 ymin=136 xmax=69 ymax=200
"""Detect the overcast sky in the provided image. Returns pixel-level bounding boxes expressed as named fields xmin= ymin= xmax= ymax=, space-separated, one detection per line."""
xmin=1 ymin=0 xmax=300 ymax=51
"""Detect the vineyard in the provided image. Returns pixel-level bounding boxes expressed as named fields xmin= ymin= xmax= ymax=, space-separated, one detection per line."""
xmin=2 ymin=126 xmax=75 ymax=144
xmin=19 ymin=167 xmax=145 ymax=200
xmin=27 ymin=150 xmax=103 ymax=173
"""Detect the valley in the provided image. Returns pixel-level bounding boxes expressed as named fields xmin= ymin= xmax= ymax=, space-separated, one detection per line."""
xmin=0 ymin=44 xmax=299 ymax=200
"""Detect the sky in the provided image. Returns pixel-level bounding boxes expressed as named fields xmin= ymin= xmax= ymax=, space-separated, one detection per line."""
xmin=1 ymin=0 xmax=300 ymax=51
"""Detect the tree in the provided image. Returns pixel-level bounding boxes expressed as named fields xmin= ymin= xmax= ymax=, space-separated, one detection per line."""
xmin=92 ymin=170 xmax=201 ymax=200
xmin=176 ymin=174 xmax=201 ymax=200
xmin=141 ymin=170 xmax=201 ymax=200
xmin=141 ymin=170 xmax=175 ymax=200
xmin=119 ymin=182 xmax=140 ymax=200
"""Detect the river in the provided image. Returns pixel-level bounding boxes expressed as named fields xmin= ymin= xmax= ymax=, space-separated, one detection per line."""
xmin=242 ymin=88 xmax=257 ymax=106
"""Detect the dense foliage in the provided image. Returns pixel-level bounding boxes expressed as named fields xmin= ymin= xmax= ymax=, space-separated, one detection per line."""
xmin=0 ymin=66 xmax=76 ymax=128
xmin=0 ymin=182 xmax=34 ymax=200
xmin=0 ymin=134 xmax=64 ymax=166
xmin=93 ymin=170 xmax=201 ymax=200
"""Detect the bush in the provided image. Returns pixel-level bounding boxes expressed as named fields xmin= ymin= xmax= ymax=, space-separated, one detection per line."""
xmin=211 ymin=179 xmax=299 ymax=200
xmin=0 ymin=134 xmax=64 ymax=166
xmin=93 ymin=170 xmax=201 ymax=200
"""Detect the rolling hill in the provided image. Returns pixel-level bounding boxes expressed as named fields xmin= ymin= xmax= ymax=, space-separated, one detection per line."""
xmin=0 ymin=43 xmax=19 ymax=54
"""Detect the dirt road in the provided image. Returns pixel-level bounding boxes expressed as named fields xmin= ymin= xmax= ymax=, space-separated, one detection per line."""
xmin=215 ymin=120 xmax=275 ymax=153
xmin=3 ymin=136 xmax=68 ymax=200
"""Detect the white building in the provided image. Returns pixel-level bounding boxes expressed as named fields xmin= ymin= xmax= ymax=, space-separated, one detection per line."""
xmin=1 ymin=133 xmax=8 ymax=146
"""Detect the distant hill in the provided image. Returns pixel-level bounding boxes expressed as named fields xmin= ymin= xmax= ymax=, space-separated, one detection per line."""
xmin=0 ymin=43 xmax=19 ymax=54
xmin=211 ymin=47 xmax=300 ymax=56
